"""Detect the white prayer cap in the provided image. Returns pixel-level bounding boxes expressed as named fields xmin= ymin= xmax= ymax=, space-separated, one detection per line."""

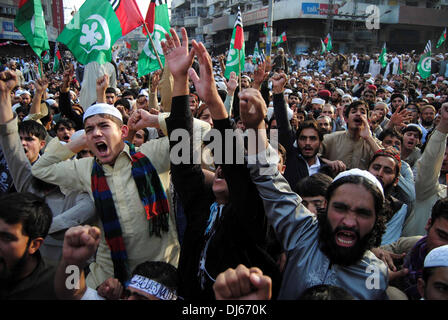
xmin=15 ymin=89 xmax=23 ymax=97
xmin=83 ymin=103 xmax=123 ymax=123
xmin=342 ymin=94 xmax=352 ymax=100
xmin=333 ymin=168 xmax=384 ymax=196
xmin=426 ymin=93 xmax=436 ymax=99
xmin=335 ymin=88 xmax=344 ymax=96
xmin=20 ymin=90 xmax=31 ymax=96
xmin=366 ymin=79 xmax=374 ymax=84
xmin=242 ymin=75 xmax=251 ymax=81
xmin=216 ymin=81 xmax=227 ymax=93
xmin=138 ymin=89 xmax=149 ymax=99
xmin=311 ymin=98 xmax=325 ymax=105
xmin=46 ymin=99 xmax=56 ymax=106
xmin=424 ymin=245 xmax=448 ymax=268
xmin=284 ymin=88 xmax=293 ymax=94
xmin=267 ymin=106 xmax=292 ymax=121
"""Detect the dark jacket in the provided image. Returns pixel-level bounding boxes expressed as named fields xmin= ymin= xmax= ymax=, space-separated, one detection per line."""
xmin=273 ymin=93 xmax=332 ymax=189
xmin=166 ymin=96 xmax=280 ymax=300
xmin=0 ymin=252 xmax=57 ymax=300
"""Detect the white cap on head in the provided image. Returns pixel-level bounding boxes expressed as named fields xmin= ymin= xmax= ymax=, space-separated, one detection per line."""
xmin=83 ymin=103 xmax=123 ymax=123
xmin=216 ymin=81 xmax=227 ymax=93
xmin=335 ymin=88 xmax=344 ymax=96
xmin=284 ymin=88 xmax=293 ymax=94
xmin=366 ymin=79 xmax=374 ymax=84
xmin=15 ymin=89 xmax=23 ymax=97
xmin=426 ymin=93 xmax=436 ymax=99
xmin=312 ymin=98 xmax=325 ymax=105
xmin=342 ymin=94 xmax=352 ymax=100
xmin=424 ymin=244 xmax=448 ymax=268
xmin=21 ymin=90 xmax=31 ymax=96
xmin=333 ymin=168 xmax=384 ymax=196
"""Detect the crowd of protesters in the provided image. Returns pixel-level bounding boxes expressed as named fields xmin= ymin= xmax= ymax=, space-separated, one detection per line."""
xmin=1 ymin=28 xmax=448 ymax=301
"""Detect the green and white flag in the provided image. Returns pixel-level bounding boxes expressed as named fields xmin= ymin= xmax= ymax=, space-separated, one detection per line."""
xmin=417 ymin=40 xmax=432 ymax=79
xmin=138 ymin=1 xmax=171 ymax=77
xmin=436 ymin=28 xmax=446 ymax=49
xmin=224 ymin=26 xmax=245 ymax=79
xmin=379 ymin=43 xmax=387 ymax=68
xmin=253 ymin=42 xmax=260 ymax=64
xmin=14 ymin=0 xmax=50 ymax=58
xmin=57 ymin=0 xmax=123 ymax=65
xmin=275 ymin=32 xmax=287 ymax=46
xmin=320 ymin=39 xmax=326 ymax=55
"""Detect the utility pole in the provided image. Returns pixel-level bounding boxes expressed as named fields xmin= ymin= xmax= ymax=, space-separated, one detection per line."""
xmin=266 ymin=0 xmax=274 ymax=62
xmin=326 ymin=0 xmax=334 ymax=35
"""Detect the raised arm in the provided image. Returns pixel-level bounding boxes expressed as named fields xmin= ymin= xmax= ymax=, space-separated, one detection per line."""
xmin=55 ymin=226 xmax=101 ymax=300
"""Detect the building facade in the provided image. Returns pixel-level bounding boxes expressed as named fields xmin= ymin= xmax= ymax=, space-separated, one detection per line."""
xmin=170 ymin=0 xmax=448 ymax=55
xmin=0 ymin=0 xmax=64 ymax=56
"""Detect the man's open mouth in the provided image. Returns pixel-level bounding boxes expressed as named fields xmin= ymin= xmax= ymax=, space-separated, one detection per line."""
xmin=335 ymin=230 xmax=358 ymax=247
xmin=95 ymin=142 xmax=108 ymax=156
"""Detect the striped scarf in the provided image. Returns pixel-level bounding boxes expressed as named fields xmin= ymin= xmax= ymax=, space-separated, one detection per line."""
xmin=91 ymin=142 xmax=170 ymax=283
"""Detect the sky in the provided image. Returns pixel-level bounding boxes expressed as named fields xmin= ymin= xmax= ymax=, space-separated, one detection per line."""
xmin=63 ymin=0 xmax=171 ymax=24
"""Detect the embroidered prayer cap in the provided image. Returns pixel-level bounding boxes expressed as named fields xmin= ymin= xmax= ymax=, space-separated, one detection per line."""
xmin=83 ymin=103 xmax=123 ymax=123
xmin=333 ymin=168 xmax=384 ymax=196
xmin=424 ymin=244 xmax=448 ymax=268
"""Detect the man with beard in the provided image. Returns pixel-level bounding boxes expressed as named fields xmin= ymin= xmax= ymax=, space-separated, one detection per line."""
xmin=316 ymin=115 xmax=332 ymax=135
xmin=321 ymin=100 xmax=382 ymax=170
xmin=244 ymin=117 xmax=389 ymax=300
xmin=7 ymin=59 xmax=25 ymax=87
xmin=362 ymin=89 xmax=376 ymax=109
xmin=330 ymin=88 xmax=344 ymax=106
xmin=401 ymin=124 xmax=422 ymax=169
xmin=0 ymin=192 xmax=56 ymax=299
xmin=419 ymin=105 xmax=436 ymax=142
xmin=368 ymin=148 xmax=408 ymax=245
xmin=54 ymin=119 xmax=76 ymax=144
xmin=270 ymin=72 xmax=335 ymax=189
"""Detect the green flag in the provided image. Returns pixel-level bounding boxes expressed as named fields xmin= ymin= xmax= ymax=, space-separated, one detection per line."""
xmin=320 ymin=39 xmax=326 ymax=55
xmin=417 ymin=40 xmax=432 ymax=79
xmin=53 ymin=42 xmax=61 ymax=72
xmin=324 ymin=33 xmax=332 ymax=51
xmin=253 ymin=42 xmax=260 ymax=64
xmin=138 ymin=2 xmax=171 ymax=77
xmin=224 ymin=27 xmax=245 ymax=79
xmin=275 ymin=32 xmax=286 ymax=46
xmin=14 ymin=0 xmax=50 ymax=58
xmin=436 ymin=28 xmax=446 ymax=49
xmin=379 ymin=43 xmax=387 ymax=68
xmin=57 ymin=0 xmax=123 ymax=65
xmin=41 ymin=50 xmax=50 ymax=64
xmin=130 ymin=40 xmax=139 ymax=51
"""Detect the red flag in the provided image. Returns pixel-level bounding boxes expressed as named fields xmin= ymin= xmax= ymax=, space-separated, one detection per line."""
xmin=143 ymin=0 xmax=156 ymax=35
xmin=110 ymin=0 xmax=144 ymax=36
xmin=19 ymin=0 xmax=27 ymax=8
xmin=233 ymin=6 xmax=244 ymax=50
xmin=126 ymin=41 xmax=131 ymax=49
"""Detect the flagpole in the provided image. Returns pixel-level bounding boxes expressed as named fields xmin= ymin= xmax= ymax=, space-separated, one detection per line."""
xmin=238 ymin=49 xmax=242 ymax=90
xmin=39 ymin=59 xmax=43 ymax=78
xmin=142 ymin=23 xmax=163 ymax=70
